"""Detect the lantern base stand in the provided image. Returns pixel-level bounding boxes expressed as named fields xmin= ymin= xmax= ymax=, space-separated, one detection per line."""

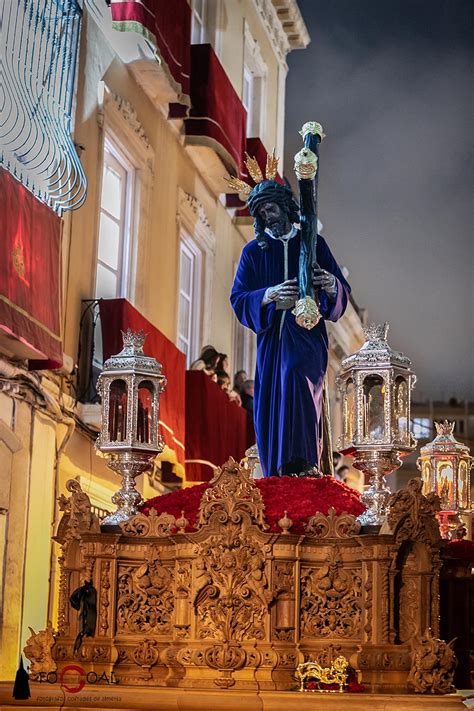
xmin=101 ymin=451 xmax=156 ymax=526
xmin=436 ymin=511 xmax=466 ymax=541
xmin=354 ymin=450 xmax=402 ymax=528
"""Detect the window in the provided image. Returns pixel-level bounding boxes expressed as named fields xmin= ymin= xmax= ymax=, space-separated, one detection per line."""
xmin=233 ymin=319 xmax=256 ymax=378
xmin=412 ymin=418 xmax=432 ymax=440
xmin=177 ymin=238 xmax=203 ymax=366
xmin=191 ymin=0 xmax=223 ymax=55
xmin=191 ymin=0 xmax=207 ymax=44
xmin=243 ymin=26 xmax=267 ymax=138
xmin=95 ymin=140 xmax=134 ymax=300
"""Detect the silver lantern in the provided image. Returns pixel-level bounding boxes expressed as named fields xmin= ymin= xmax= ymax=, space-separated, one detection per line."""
xmin=96 ymin=329 xmax=166 ymax=525
xmin=417 ymin=420 xmax=472 ymax=539
xmin=337 ymin=323 xmax=417 ymax=526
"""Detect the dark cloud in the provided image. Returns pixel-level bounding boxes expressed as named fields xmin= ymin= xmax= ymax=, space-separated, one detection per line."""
xmin=285 ymin=0 xmax=473 ymax=400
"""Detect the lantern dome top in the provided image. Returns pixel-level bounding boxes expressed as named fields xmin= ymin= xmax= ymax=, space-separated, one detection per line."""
xmin=341 ymin=322 xmax=411 ymax=371
xmin=420 ymin=420 xmax=470 ymax=456
xmin=101 ymin=329 xmax=164 ymax=376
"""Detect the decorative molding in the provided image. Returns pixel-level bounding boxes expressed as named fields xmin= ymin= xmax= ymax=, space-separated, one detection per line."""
xmin=178 ymin=190 xmax=215 ymax=253
xmin=252 ymin=0 xmax=291 ymax=66
xmin=244 ymin=23 xmax=268 ymax=77
xmin=271 ymin=0 xmax=311 ymax=50
xmin=110 ymin=93 xmax=151 ymax=150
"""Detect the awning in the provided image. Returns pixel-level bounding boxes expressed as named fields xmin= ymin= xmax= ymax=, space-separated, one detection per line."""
xmin=98 ymin=298 xmax=186 ymax=475
xmin=0 ymin=168 xmax=62 ymax=369
xmin=110 ymin=0 xmax=191 ymax=106
xmin=170 ymin=44 xmax=247 ymax=174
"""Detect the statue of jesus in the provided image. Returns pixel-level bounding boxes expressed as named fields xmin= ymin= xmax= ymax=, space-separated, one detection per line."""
xmin=230 ymin=129 xmax=350 ymax=477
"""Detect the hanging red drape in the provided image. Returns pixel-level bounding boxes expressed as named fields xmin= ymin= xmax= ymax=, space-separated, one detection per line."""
xmin=185 ymin=371 xmax=251 ymax=482
xmin=0 ymin=168 xmax=62 ymax=369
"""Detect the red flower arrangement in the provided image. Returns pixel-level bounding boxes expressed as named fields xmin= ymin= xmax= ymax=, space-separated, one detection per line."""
xmin=142 ymin=475 xmax=364 ymax=533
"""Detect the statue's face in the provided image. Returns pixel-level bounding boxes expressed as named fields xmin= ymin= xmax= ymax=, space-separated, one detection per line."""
xmin=258 ymin=201 xmax=291 ymax=237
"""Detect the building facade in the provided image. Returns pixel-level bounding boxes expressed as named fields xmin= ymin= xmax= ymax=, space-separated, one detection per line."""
xmin=0 ymin=0 xmax=365 ymax=679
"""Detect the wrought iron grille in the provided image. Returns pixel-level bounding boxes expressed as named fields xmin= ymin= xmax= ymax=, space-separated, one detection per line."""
xmin=0 ymin=0 xmax=87 ymax=212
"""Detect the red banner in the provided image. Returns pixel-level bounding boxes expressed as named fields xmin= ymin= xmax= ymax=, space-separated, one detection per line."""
xmin=98 ymin=298 xmax=186 ymax=472
xmin=0 ymin=168 xmax=62 ymax=369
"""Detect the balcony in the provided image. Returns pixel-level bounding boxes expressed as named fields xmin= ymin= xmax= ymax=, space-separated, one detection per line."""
xmin=185 ymin=371 xmax=253 ymax=482
xmin=0 ymin=168 xmax=63 ymax=369
xmin=170 ymin=44 xmax=247 ymax=194
xmin=89 ymin=0 xmax=191 ymax=112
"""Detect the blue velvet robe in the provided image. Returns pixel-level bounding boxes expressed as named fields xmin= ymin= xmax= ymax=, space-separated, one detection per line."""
xmin=230 ymin=232 xmax=350 ymax=477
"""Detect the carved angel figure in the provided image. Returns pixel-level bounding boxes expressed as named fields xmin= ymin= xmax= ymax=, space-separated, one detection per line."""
xmin=23 ymin=624 xmax=57 ymax=677
xmin=408 ymin=629 xmax=457 ymax=694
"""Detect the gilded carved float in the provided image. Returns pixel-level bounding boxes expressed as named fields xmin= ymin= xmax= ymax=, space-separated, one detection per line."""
xmin=51 ymin=459 xmax=454 ymax=694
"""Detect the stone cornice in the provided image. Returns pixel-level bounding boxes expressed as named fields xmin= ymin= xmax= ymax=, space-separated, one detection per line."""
xmin=271 ymin=0 xmax=310 ymax=50
xmin=252 ymin=0 xmax=310 ymax=66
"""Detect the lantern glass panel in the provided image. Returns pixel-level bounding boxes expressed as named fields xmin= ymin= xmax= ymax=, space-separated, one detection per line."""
xmin=344 ymin=379 xmax=356 ymax=442
xmin=109 ymin=379 xmax=128 ymax=442
xmin=136 ymin=380 xmax=154 ymax=444
xmin=394 ymin=376 xmax=408 ymax=439
xmin=363 ymin=375 xmax=385 ymax=440
xmin=436 ymin=459 xmax=455 ymax=509
xmin=458 ymin=460 xmax=469 ymax=509
xmin=421 ymin=460 xmax=431 ymax=496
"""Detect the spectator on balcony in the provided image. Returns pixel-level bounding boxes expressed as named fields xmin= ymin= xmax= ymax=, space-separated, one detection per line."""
xmin=190 ymin=346 xmax=219 ymax=376
xmin=233 ymin=370 xmax=248 ymax=393
xmin=240 ymin=380 xmax=254 ymax=422
xmin=217 ymin=370 xmax=242 ymax=405
xmin=216 ymin=353 xmax=229 ymax=374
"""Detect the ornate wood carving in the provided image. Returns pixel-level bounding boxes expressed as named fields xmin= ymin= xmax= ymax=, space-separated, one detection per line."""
xmin=300 ymin=546 xmax=362 ymax=638
xmin=197 ymin=458 xmax=267 ymax=529
xmin=388 ymin=478 xmax=441 ymax=545
xmin=23 ymin=624 xmax=57 ymax=678
xmin=407 ymin=629 xmax=457 ymax=693
xmin=117 ymin=544 xmax=173 ymax=634
xmin=120 ymin=509 xmax=175 ymax=537
xmin=51 ymin=465 xmax=450 ymax=694
xmin=305 ymin=506 xmax=361 ymax=538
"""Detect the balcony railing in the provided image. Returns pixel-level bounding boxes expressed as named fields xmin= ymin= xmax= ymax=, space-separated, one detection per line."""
xmin=1 ymin=0 xmax=86 ymax=212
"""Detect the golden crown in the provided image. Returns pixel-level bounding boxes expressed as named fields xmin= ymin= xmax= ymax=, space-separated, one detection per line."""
xmin=225 ymin=150 xmax=279 ymax=199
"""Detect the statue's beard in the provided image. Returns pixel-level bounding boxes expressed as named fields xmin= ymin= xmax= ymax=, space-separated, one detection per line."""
xmin=265 ymin=218 xmax=291 ymax=238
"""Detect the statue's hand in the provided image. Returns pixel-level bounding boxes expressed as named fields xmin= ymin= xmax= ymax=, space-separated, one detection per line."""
xmin=313 ymin=268 xmax=337 ymax=299
xmin=266 ymin=278 xmax=299 ymax=302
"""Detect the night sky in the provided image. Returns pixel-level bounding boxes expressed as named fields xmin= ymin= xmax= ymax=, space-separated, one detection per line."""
xmin=284 ymin=0 xmax=473 ymax=401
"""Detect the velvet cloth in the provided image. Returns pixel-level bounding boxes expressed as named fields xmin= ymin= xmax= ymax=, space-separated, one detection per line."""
xmin=110 ymin=0 xmax=191 ymax=101
xmin=171 ymin=44 xmax=247 ymax=174
xmin=98 ymin=299 xmax=186 ymax=470
xmin=185 ymin=371 xmax=250 ymax=482
xmin=231 ymin=233 xmax=350 ymax=477
xmin=0 ymin=168 xmax=62 ymax=369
